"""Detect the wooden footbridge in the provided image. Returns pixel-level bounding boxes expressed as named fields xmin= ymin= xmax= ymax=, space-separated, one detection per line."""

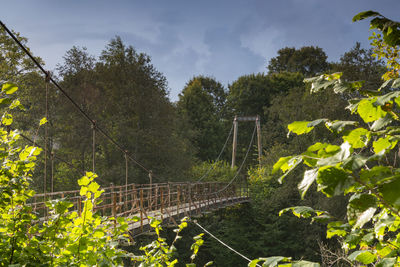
xmin=30 ymin=181 xmax=249 ymax=235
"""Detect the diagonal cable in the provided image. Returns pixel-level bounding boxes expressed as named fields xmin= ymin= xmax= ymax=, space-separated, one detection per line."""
xmin=195 ymin=122 xmax=234 ymax=183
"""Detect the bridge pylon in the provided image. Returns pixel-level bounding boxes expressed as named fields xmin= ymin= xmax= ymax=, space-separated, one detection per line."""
xmin=231 ymin=115 xmax=262 ymax=168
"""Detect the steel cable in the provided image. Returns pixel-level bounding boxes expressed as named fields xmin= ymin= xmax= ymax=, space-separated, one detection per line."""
xmin=194 ymin=122 xmax=234 ymax=183
xmin=193 ymin=220 xmax=261 ymax=267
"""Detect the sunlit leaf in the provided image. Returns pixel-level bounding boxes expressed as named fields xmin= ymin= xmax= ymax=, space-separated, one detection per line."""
xmin=298 ymin=168 xmax=318 ymax=199
xmin=348 ymin=250 xmax=376 ymax=264
xmin=1 ymin=113 xmax=12 ymax=126
xmin=371 ymin=114 xmax=392 ymax=131
xmin=2 ymin=82 xmax=18 ymax=94
xmin=78 ymin=176 xmax=90 ymax=186
xmin=287 ymin=121 xmax=314 ymax=136
xmin=358 ymin=98 xmax=387 ymax=123
xmin=39 ymin=117 xmax=48 ymax=126
xmin=373 ymin=136 xmax=396 ymax=154
xmin=325 ymin=120 xmax=357 ymax=133
xmin=352 ymin=10 xmax=381 ymax=22
xmin=342 ymin=128 xmax=371 ymax=148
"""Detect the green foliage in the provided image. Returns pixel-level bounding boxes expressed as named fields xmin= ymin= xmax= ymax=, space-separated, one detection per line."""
xmin=273 ymin=12 xmax=400 ymax=266
xmin=267 ymin=46 xmax=329 ymax=76
xmin=330 ymin=42 xmax=385 ymax=91
xmin=177 ymin=76 xmax=228 ymax=161
xmin=188 ymin=160 xmax=237 ymax=182
xmin=131 ymin=217 xmax=209 ymax=267
xmin=354 ymin=11 xmax=400 ymax=81
xmin=227 ymin=72 xmax=303 ymax=120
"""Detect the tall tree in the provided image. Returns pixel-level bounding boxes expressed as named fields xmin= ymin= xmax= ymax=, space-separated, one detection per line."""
xmin=53 ymin=37 xmax=194 ymax=187
xmin=268 ymin=46 xmax=329 ymax=76
xmin=331 ymin=42 xmax=385 ymax=90
xmin=177 ymin=76 xmax=228 ymax=161
xmin=227 ymin=72 xmax=303 ymax=121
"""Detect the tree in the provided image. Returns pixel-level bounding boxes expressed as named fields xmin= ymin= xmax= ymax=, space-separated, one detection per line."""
xmin=94 ymin=36 xmax=194 ymax=183
xmin=267 ymin=46 xmax=329 ymax=77
xmin=331 ymin=42 xmax=385 ymax=91
xmin=227 ymin=72 xmax=303 ymax=121
xmin=49 ymin=37 xmax=196 ymax=188
xmin=177 ymin=76 xmax=228 ymax=161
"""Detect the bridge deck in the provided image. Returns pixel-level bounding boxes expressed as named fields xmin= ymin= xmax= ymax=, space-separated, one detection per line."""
xmin=30 ymin=181 xmax=249 ymax=235
xmin=126 ymin=196 xmax=249 ymax=233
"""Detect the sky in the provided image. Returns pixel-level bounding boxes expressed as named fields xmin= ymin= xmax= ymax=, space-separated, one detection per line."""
xmin=1 ymin=0 xmax=400 ymax=101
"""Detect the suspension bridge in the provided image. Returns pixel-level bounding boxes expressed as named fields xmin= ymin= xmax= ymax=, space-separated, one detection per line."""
xmin=0 ymin=21 xmax=261 ymax=235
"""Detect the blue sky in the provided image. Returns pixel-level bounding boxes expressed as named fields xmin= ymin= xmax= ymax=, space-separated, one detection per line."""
xmin=1 ymin=0 xmax=400 ymax=101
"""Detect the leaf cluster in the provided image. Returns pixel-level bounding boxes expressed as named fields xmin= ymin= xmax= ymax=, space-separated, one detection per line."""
xmin=271 ymin=12 xmax=400 ymax=266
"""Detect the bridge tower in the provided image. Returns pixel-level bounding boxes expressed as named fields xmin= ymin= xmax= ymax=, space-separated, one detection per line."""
xmin=231 ymin=115 xmax=262 ymax=168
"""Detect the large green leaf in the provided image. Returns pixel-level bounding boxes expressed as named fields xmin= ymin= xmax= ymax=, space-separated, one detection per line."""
xmin=342 ymin=128 xmax=371 ymax=149
xmin=360 ymin=166 xmax=393 ymax=184
xmin=317 ymin=142 xmax=351 ymax=166
xmin=326 ymin=221 xmax=349 ymax=238
xmin=352 ymin=10 xmax=381 ymax=22
xmin=348 ymin=250 xmax=376 ymax=264
xmin=371 ymin=114 xmax=392 ymax=131
xmin=304 ymin=74 xmax=337 ymax=93
xmin=343 ymin=154 xmax=368 ymax=171
xmin=379 ymin=178 xmax=400 ymax=209
xmin=325 ymin=120 xmax=357 ymax=133
xmin=273 ymin=156 xmax=303 ymax=183
xmin=349 ymin=193 xmax=377 ymax=211
xmin=375 ymin=91 xmax=400 ymax=106
xmin=258 ymin=256 xmax=291 ymax=267
xmin=272 ymin=156 xmax=302 ymax=174
xmin=347 ymin=193 xmax=377 ymax=228
xmin=357 ymin=98 xmax=387 ymax=123
xmin=1 ymin=83 xmax=18 ymax=95
xmin=373 ymin=136 xmax=396 ymax=154
xmin=287 ymin=121 xmax=314 ymax=136
xmin=307 ymin=142 xmax=328 ymax=152
xmin=332 ymin=80 xmax=353 ymax=94
xmin=298 ymin=168 xmax=318 ymax=199
xmin=316 ymin=166 xmax=352 ymax=197
xmin=279 ymin=206 xmax=316 ymax=218
xmin=292 ymin=261 xmax=320 ymax=267
xmin=376 ymin=257 xmax=397 ymax=267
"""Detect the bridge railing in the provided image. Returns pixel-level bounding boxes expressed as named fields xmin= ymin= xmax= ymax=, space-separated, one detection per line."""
xmin=28 ymin=181 xmax=249 ymax=220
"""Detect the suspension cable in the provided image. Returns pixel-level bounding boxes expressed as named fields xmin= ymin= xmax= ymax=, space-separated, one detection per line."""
xmin=193 ymin=220 xmax=261 ymax=267
xmin=195 ymin=122 xmax=234 ymax=183
xmin=195 ymin=124 xmax=256 ymax=197
xmin=0 ymin=20 xmax=152 ymax=175
xmin=44 ymin=72 xmax=49 ymax=196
